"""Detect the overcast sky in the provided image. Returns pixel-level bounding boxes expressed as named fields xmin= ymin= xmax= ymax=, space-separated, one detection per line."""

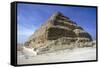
xmin=17 ymin=3 xmax=97 ymax=43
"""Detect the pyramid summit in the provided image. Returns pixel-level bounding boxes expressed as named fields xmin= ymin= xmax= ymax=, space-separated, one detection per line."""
xmin=25 ymin=12 xmax=92 ymax=49
xmin=50 ymin=11 xmax=70 ymax=20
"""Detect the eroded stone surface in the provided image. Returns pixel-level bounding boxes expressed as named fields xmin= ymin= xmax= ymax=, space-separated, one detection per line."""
xmin=24 ymin=12 xmax=93 ymax=54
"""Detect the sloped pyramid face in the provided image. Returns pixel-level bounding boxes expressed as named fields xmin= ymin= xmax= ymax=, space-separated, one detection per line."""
xmin=25 ymin=12 xmax=92 ymax=48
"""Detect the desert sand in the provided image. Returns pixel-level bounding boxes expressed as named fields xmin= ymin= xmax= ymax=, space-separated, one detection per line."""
xmin=17 ymin=47 xmax=96 ymax=65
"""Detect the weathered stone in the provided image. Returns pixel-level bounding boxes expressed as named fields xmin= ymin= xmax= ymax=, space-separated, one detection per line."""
xmin=25 ymin=12 xmax=93 ymax=51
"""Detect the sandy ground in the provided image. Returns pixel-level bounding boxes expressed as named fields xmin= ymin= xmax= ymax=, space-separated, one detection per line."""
xmin=17 ymin=47 xmax=96 ymax=65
